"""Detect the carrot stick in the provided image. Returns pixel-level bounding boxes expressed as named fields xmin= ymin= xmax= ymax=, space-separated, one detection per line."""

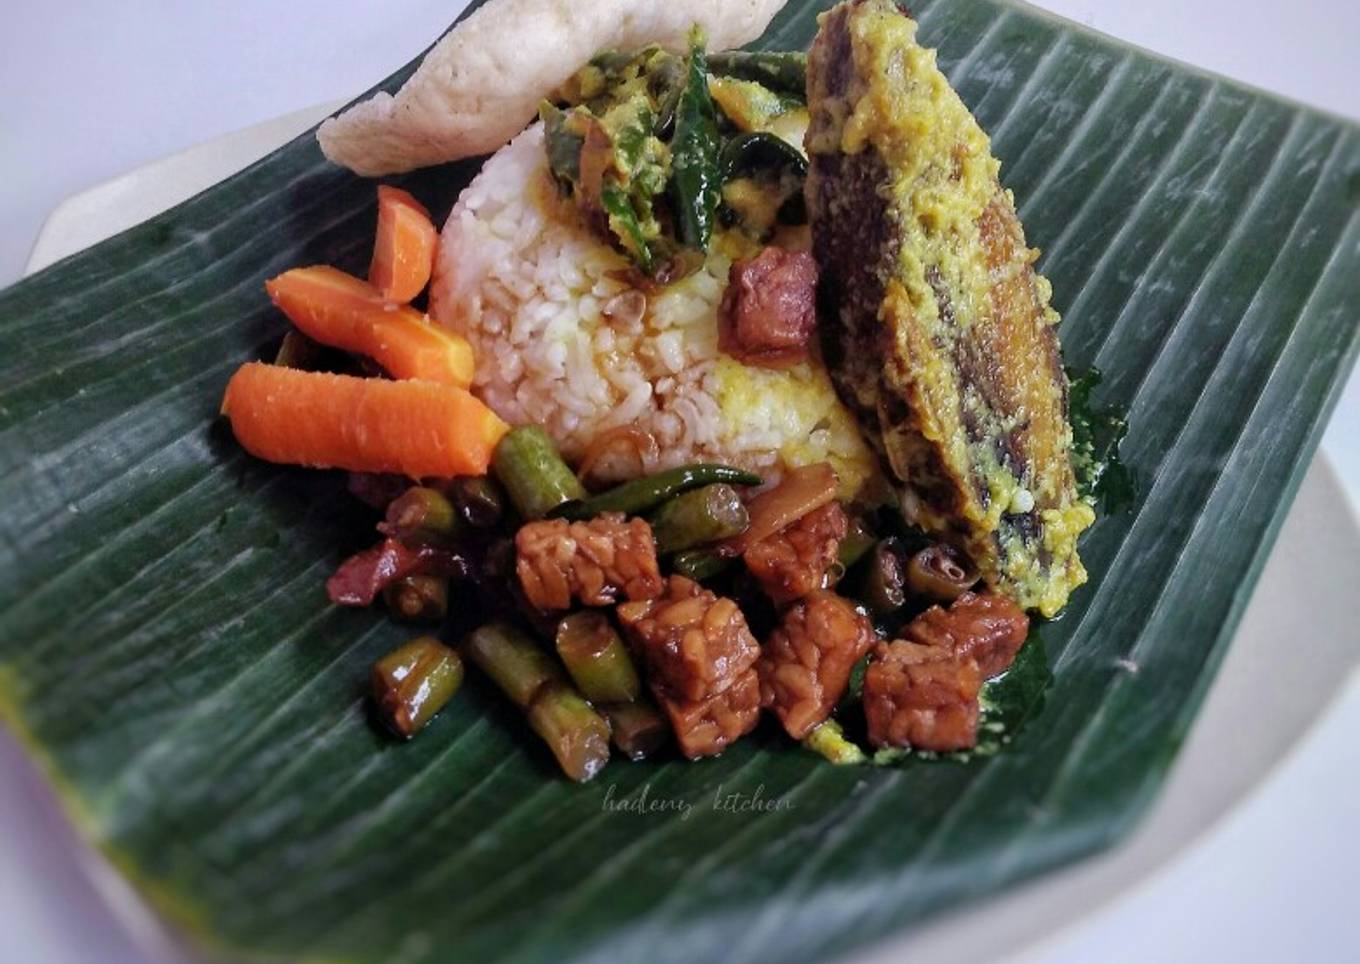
xmin=369 ymin=185 xmax=438 ymax=303
xmin=265 ymin=266 xmax=473 ymax=387
xmin=221 ymin=363 xmax=508 ymax=478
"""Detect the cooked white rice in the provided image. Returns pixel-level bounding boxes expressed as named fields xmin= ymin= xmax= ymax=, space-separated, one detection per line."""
xmin=429 ymin=123 xmax=879 ymax=496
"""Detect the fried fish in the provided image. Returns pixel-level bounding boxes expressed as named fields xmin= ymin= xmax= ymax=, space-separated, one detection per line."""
xmin=806 ymin=0 xmax=1093 ymax=617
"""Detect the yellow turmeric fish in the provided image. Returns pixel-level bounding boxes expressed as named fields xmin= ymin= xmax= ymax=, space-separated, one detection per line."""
xmin=806 ymin=0 xmax=1093 ymax=617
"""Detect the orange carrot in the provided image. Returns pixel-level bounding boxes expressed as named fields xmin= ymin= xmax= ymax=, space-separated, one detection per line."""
xmin=265 ymin=266 xmax=473 ymax=387
xmin=369 ymin=185 xmax=438 ymax=303
xmin=221 ymin=363 xmax=508 ymax=478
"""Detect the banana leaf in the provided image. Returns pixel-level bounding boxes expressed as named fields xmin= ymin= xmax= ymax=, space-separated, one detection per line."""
xmin=1 ymin=0 xmax=1358 ymax=961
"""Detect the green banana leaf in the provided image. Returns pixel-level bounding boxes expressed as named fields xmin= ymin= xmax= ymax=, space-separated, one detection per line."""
xmin=2 ymin=0 xmax=1358 ymax=960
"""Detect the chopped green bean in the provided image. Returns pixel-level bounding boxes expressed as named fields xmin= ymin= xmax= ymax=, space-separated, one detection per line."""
xmin=802 ymin=719 xmax=867 ymax=765
xmin=670 ymin=548 xmax=735 ymax=582
xmin=371 ymin=636 xmax=464 ymax=739
xmin=837 ymin=518 xmax=877 ymax=571
xmin=383 ymin=575 xmax=449 ymax=623
xmin=906 ymin=543 xmax=979 ymax=601
xmin=464 ymin=622 xmax=564 ymax=709
xmin=649 ymin=483 xmax=749 ymax=554
xmin=273 ymin=329 xmax=323 ymax=369
xmin=492 ymin=426 xmax=587 ymax=520
xmin=381 ymin=486 xmax=461 ymax=545
xmin=447 ymin=476 xmax=508 ymax=528
xmin=554 ymin=463 xmax=761 ymax=520
xmin=527 ymin=682 xmax=613 ymax=782
xmin=855 ymin=538 xmax=907 ymax=616
xmin=602 ymin=701 xmax=670 ymax=760
xmin=555 ymin=612 xmax=642 ymax=703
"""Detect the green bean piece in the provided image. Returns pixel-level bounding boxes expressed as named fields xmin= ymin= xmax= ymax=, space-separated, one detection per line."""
xmin=527 ymin=681 xmax=614 ymax=782
xmin=464 ymin=622 xmax=564 ymax=709
xmin=381 ymin=486 xmax=461 ymax=546
xmin=603 ymin=700 xmax=670 ymax=760
xmin=834 ymin=653 xmax=871 ymax=718
xmin=837 ymin=518 xmax=877 ymax=571
xmin=857 ymin=538 xmax=907 ymax=616
xmin=803 ymin=719 xmax=867 ymax=765
xmin=906 ymin=543 xmax=979 ymax=602
xmin=670 ymin=548 xmax=736 ymax=582
xmin=554 ymin=463 xmax=762 ymax=520
xmin=555 ymin=612 xmax=642 ymax=703
xmin=492 ymin=426 xmax=587 ymax=520
xmin=371 ymin=636 xmax=464 ymax=739
xmin=273 ymin=329 xmax=323 ymax=369
xmin=448 ymin=476 xmax=507 ymax=528
xmin=649 ymin=483 xmax=749 ymax=554
xmin=707 ymin=51 xmax=808 ymax=98
xmin=383 ymin=575 xmax=449 ymax=623
xmin=670 ymin=29 xmax=721 ymax=251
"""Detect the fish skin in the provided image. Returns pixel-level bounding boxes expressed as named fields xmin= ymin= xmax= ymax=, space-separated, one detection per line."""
xmin=806 ymin=0 xmax=1093 ymax=617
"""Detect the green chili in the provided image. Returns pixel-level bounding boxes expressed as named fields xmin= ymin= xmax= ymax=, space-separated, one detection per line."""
xmin=554 ymin=463 xmax=761 ymax=520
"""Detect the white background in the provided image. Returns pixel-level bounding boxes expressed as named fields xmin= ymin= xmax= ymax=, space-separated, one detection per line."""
xmin=2 ymin=2 xmax=1358 ymax=962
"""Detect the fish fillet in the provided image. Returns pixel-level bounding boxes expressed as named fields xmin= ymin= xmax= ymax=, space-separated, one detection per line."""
xmin=318 ymin=0 xmax=788 ymax=176
xmin=806 ymin=0 xmax=1093 ymax=617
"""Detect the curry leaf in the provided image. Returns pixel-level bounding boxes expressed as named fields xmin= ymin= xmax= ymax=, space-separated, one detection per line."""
xmin=669 ymin=29 xmax=723 ymax=251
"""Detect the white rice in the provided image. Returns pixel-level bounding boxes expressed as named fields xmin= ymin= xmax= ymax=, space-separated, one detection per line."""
xmin=429 ymin=123 xmax=879 ymax=494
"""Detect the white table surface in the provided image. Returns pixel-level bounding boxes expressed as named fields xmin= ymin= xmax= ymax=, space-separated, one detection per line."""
xmin=3 ymin=3 xmax=1358 ymax=962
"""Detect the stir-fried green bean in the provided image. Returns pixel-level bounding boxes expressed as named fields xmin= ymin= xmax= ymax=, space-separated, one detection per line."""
xmin=855 ymin=538 xmax=907 ymax=616
xmin=463 ymin=622 xmax=564 ymax=709
xmin=273 ymin=329 xmax=323 ymax=370
xmin=381 ymin=486 xmax=462 ymax=546
xmin=383 ymin=575 xmax=449 ymax=623
xmin=526 ymin=681 xmax=614 ymax=782
xmin=555 ymin=612 xmax=642 ymax=703
xmin=447 ymin=476 xmax=508 ymax=528
xmin=649 ymin=483 xmax=749 ymax=554
xmin=554 ymin=463 xmax=761 ymax=520
xmin=802 ymin=719 xmax=867 ymax=765
xmin=602 ymin=700 xmax=670 ymax=760
xmin=371 ymin=636 xmax=464 ymax=739
xmin=669 ymin=548 xmax=736 ymax=582
xmin=492 ymin=426 xmax=587 ymax=520
xmin=838 ymin=518 xmax=877 ymax=572
xmin=906 ymin=543 xmax=979 ymax=601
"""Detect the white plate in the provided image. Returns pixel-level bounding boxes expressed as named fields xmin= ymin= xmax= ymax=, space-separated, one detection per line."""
xmin=9 ymin=109 xmax=1360 ymax=964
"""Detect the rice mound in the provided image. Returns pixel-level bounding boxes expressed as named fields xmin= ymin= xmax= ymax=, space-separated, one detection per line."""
xmin=429 ymin=123 xmax=879 ymax=495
